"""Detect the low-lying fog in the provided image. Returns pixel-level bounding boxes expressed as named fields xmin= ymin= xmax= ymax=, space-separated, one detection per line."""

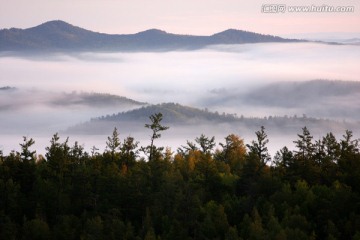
xmin=1 ymin=42 xmax=360 ymax=155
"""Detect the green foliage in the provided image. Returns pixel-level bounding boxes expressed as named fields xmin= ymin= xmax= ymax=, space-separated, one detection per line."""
xmin=1 ymin=121 xmax=360 ymax=239
xmin=142 ymin=112 xmax=169 ymax=161
xmin=22 ymin=218 xmax=51 ymax=240
xmin=19 ymin=136 xmax=36 ymax=161
xmin=217 ymin=134 xmax=246 ymax=173
xmin=106 ymin=127 xmax=121 ymax=157
xmin=195 ymin=134 xmax=216 ymax=154
xmin=294 ymin=127 xmax=315 ymax=159
xmin=246 ymin=126 xmax=271 ymax=168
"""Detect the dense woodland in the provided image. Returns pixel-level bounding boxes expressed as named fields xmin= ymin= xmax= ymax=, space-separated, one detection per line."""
xmin=1 ymin=113 xmax=360 ymax=239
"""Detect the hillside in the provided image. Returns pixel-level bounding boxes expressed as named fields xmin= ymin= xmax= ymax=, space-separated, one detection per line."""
xmin=0 ymin=20 xmax=301 ymax=52
xmin=204 ymin=80 xmax=360 ymax=121
xmin=66 ymin=102 xmax=360 ymax=136
xmin=50 ymin=92 xmax=146 ymax=107
xmin=0 ymin=88 xmax=146 ymax=111
xmin=0 ymin=86 xmax=16 ymax=91
xmin=96 ymin=103 xmax=238 ymax=124
xmin=244 ymin=80 xmax=360 ymax=107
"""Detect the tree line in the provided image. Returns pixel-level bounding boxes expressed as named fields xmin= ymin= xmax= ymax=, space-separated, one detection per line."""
xmin=1 ymin=113 xmax=360 ymax=239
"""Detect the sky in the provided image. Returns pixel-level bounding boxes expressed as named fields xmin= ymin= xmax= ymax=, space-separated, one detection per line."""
xmin=0 ymin=0 xmax=359 ymax=37
xmin=1 ymin=0 xmax=360 ymax=154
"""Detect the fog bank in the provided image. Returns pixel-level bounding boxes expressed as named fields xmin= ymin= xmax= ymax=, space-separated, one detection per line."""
xmin=1 ymin=42 xmax=359 ymax=154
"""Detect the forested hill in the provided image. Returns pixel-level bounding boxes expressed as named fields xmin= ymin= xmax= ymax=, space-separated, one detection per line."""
xmin=206 ymin=80 xmax=360 ymax=121
xmin=66 ymin=102 xmax=359 ymax=135
xmin=0 ymin=89 xmax=146 ymax=111
xmin=96 ymin=103 xmax=238 ymax=124
xmin=244 ymin=80 xmax=360 ymax=107
xmin=243 ymin=80 xmax=360 ymax=120
xmin=0 ymin=86 xmax=16 ymax=91
xmin=0 ymin=20 xmax=301 ymax=52
xmin=49 ymin=92 xmax=146 ymax=108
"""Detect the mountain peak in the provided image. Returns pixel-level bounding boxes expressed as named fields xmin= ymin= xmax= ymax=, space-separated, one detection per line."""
xmin=39 ymin=20 xmax=71 ymax=26
xmin=29 ymin=20 xmax=76 ymax=31
xmin=136 ymin=29 xmax=168 ymax=35
xmin=211 ymin=28 xmax=291 ymax=43
xmin=212 ymin=28 xmax=258 ymax=37
xmin=215 ymin=28 xmax=246 ymax=34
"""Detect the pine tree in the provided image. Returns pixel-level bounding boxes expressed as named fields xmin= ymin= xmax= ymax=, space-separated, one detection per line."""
xmin=247 ymin=126 xmax=271 ymax=168
xmin=142 ymin=113 xmax=169 ymax=161
xmin=106 ymin=127 xmax=121 ymax=160
xmin=195 ymin=134 xmax=216 ymax=154
xmin=19 ymin=136 xmax=36 ymax=161
xmin=293 ymin=127 xmax=314 ymax=159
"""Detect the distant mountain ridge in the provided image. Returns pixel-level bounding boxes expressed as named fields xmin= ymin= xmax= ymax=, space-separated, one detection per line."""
xmin=0 ymin=20 xmax=302 ymax=52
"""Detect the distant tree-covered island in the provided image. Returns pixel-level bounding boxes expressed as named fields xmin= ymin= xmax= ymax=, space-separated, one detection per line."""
xmin=1 ymin=113 xmax=360 ymax=239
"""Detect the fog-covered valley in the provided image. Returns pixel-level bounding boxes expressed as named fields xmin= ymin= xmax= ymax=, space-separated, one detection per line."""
xmin=1 ymin=42 xmax=360 ymax=155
